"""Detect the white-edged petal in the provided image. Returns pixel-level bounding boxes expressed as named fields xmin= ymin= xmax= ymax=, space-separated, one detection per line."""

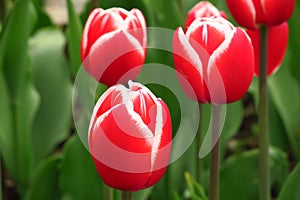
xmin=81 ymin=8 xmax=103 ymax=57
xmin=150 ymin=100 xmax=164 ymax=170
xmin=88 ymin=84 xmax=128 ymax=136
xmin=176 ymin=27 xmax=203 ymax=77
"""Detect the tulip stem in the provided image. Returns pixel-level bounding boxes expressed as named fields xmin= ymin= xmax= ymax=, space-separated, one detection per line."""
xmin=209 ymin=105 xmax=222 ymax=200
xmin=122 ymin=191 xmax=133 ymax=200
xmin=196 ymin=103 xmax=204 ymax=183
xmin=103 ymin=184 xmax=113 ymax=200
xmin=258 ymin=26 xmax=270 ymax=200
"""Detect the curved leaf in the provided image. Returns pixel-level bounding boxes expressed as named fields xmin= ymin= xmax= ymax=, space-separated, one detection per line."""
xmin=66 ymin=0 xmax=82 ymax=76
xmin=220 ymin=147 xmax=288 ymax=200
xmin=269 ymin=66 xmax=300 ymax=159
xmin=59 ymin=135 xmax=103 ymax=200
xmin=278 ymin=163 xmax=300 ymax=200
xmin=25 ymin=155 xmax=62 ymax=200
xmin=29 ymin=28 xmax=72 ymax=162
xmin=0 ymin=71 xmax=15 ymax=183
xmin=0 ymin=0 xmax=36 ymax=100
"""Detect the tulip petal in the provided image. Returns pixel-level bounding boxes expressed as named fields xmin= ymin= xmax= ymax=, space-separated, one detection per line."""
xmin=185 ymin=1 xmax=223 ymax=29
xmin=187 ymin=17 xmax=226 ymax=56
xmin=88 ymin=84 xmax=128 ymax=135
xmin=83 ymin=30 xmax=145 ymax=86
xmin=247 ymin=22 xmax=288 ymax=75
xmin=173 ymin=27 xmax=210 ymax=102
xmin=125 ymin=9 xmax=147 ymax=48
xmin=262 ymin=0 xmax=295 ymax=26
xmin=81 ymin=8 xmax=103 ymax=60
xmin=129 ymin=82 xmax=157 ymax=129
xmin=226 ymin=0 xmax=257 ymax=29
xmin=211 ymin=27 xmax=254 ymax=103
xmin=81 ymin=9 xmax=125 ymax=59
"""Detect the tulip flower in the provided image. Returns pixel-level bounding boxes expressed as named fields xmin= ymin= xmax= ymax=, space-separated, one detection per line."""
xmin=185 ymin=1 xmax=227 ymax=30
xmin=246 ymin=22 xmax=288 ymax=75
xmin=226 ymin=0 xmax=295 ymax=29
xmin=88 ymin=81 xmax=172 ymax=191
xmin=81 ymin=8 xmax=147 ymax=86
xmin=173 ymin=16 xmax=254 ymax=104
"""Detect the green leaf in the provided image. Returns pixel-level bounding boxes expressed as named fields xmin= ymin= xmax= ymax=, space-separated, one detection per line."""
xmin=268 ymin=96 xmax=289 ymax=152
xmin=134 ymin=187 xmax=153 ymax=200
xmin=278 ymin=162 xmax=300 ymax=200
xmin=220 ymin=147 xmax=289 ymax=200
xmin=0 ymin=0 xmax=36 ymax=100
xmin=66 ymin=0 xmax=83 ymax=76
xmin=0 ymin=1 xmax=39 ymax=192
xmin=29 ymin=28 xmax=73 ymax=162
xmin=269 ymin=66 xmax=300 ymax=159
xmin=220 ymin=101 xmax=243 ymax=158
xmin=248 ymin=77 xmax=290 ymax=152
xmin=59 ymin=135 xmax=103 ymax=200
xmin=184 ymin=172 xmax=208 ymax=200
xmin=0 ymin=70 xmax=15 ymax=184
xmin=32 ymin=1 xmax=53 ymax=31
xmin=25 ymin=155 xmax=62 ymax=200
xmin=15 ymin=76 xmax=40 ymax=194
xmin=142 ymin=0 xmax=184 ymax=28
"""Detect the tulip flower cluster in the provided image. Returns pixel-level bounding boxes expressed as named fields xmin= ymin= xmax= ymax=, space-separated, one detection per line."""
xmin=81 ymin=7 xmax=172 ymax=193
xmin=79 ymin=0 xmax=294 ymax=197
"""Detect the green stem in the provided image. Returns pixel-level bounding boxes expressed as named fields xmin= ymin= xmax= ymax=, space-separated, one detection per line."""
xmin=209 ymin=105 xmax=222 ymax=200
xmin=103 ymin=184 xmax=113 ymax=200
xmin=258 ymin=26 xmax=270 ymax=200
xmin=196 ymin=103 xmax=203 ymax=183
xmin=122 ymin=191 xmax=133 ymax=200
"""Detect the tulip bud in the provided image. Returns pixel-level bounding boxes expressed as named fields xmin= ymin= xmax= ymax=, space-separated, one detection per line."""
xmin=173 ymin=16 xmax=254 ymax=104
xmin=226 ymin=0 xmax=295 ymax=29
xmin=246 ymin=22 xmax=288 ymax=75
xmin=185 ymin=1 xmax=227 ymax=30
xmin=81 ymin=8 xmax=147 ymax=86
xmin=88 ymin=81 xmax=172 ymax=191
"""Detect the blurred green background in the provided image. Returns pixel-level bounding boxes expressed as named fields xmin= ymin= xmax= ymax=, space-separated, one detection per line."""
xmin=1 ymin=0 xmax=300 ymax=199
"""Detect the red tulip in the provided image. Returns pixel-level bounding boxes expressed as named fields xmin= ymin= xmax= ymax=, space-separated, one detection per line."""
xmin=88 ymin=81 xmax=172 ymax=191
xmin=173 ymin=16 xmax=254 ymax=104
xmin=226 ymin=0 xmax=295 ymax=29
xmin=81 ymin=8 xmax=147 ymax=86
xmin=246 ymin=22 xmax=288 ymax=75
xmin=185 ymin=1 xmax=227 ymax=30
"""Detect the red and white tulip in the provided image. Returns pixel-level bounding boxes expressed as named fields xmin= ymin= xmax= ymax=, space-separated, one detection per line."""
xmin=173 ymin=16 xmax=254 ymax=104
xmin=81 ymin=8 xmax=147 ymax=86
xmin=226 ymin=0 xmax=295 ymax=29
xmin=88 ymin=81 xmax=172 ymax=191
